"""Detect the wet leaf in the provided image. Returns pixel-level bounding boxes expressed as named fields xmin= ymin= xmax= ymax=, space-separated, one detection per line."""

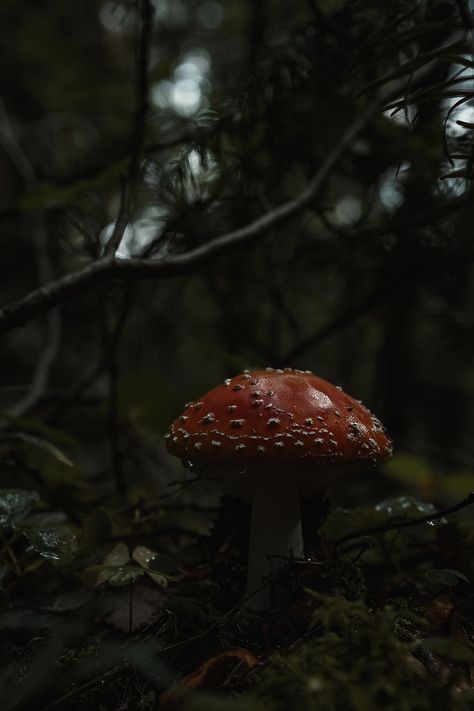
xmin=107 ymin=566 xmax=144 ymax=587
xmin=419 ymin=637 xmax=474 ymax=664
xmin=375 ymin=496 xmax=446 ymax=526
xmin=131 ymin=544 xmax=156 ymax=569
xmin=0 ymin=488 xmax=39 ymax=527
xmin=425 ymin=568 xmax=470 ymax=587
xmin=103 ymin=542 xmax=130 ymax=567
xmin=19 ymin=512 xmax=81 ymax=565
xmin=131 ymin=545 xmax=177 ymax=587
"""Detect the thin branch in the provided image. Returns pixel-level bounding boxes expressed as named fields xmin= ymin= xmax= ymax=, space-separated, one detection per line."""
xmin=7 ymin=219 xmax=62 ymax=417
xmin=0 ymin=97 xmax=61 ymax=416
xmin=335 ymin=491 xmax=474 ymax=546
xmin=104 ymin=0 xmax=154 ymax=257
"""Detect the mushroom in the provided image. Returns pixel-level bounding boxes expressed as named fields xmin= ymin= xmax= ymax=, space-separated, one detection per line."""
xmin=166 ymin=368 xmax=392 ymax=609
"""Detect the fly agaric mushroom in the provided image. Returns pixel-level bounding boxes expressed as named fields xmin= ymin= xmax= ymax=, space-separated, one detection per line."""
xmin=166 ymin=368 xmax=392 ymax=609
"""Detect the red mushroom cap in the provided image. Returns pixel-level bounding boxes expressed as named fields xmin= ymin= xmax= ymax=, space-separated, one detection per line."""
xmin=166 ymin=368 xmax=392 ymax=465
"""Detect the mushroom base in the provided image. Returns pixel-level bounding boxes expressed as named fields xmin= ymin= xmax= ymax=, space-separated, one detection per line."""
xmin=243 ymin=470 xmax=304 ymax=611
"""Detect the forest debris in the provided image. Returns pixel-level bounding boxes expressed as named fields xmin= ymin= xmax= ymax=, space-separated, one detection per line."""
xmin=160 ymin=649 xmax=258 ymax=709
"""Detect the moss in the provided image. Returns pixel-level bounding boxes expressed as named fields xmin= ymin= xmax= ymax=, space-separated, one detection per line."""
xmin=252 ymin=594 xmax=468 ymax=711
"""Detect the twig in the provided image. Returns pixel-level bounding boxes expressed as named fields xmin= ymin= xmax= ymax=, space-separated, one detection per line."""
xmin=104 ymin=0 xmax=154 ymax=257
xmin=0 ymin=97 xmax=61 ymax=417
xmin=335 ymin=491 xmax=474 ymax=546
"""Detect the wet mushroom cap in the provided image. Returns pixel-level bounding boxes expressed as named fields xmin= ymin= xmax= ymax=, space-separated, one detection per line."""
xmin=166 ymin=368 xmax=392 ymax=464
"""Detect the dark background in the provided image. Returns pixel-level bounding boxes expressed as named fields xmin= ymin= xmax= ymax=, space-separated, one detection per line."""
xmin=1 ymin=0 xmax=472 ymax=503
xmin=0 ymin=1 xmax=473 ymax=708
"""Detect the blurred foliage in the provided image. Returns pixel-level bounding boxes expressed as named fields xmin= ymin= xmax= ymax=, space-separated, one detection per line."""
xmin=0 ymin=0 xmax=473 ymax=708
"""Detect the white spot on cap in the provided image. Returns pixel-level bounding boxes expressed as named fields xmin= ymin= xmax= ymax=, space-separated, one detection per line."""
xmin=224 ymin=378 xmax=231 ymax=386
xmin=194 ymin=442 xmax=202 ymax=449
xmin=164 ymin=433 xmax=170 ymax=439
xmin=295 ymin=440 xmax=304 ymax=447
xmin=179 ymin=415 xmax=188 ymax=422
xmin=235 ymin=443 xmax=246 ymax=450
xmin=266 ymin=417 xmax=280 ymax=427
xmin=305 ymin=418 xmax=313 ymax=426
xmin=266 ymin=390 xmax=275 ymax=396
xmin=252 ymin=399 xmax=264 ymax=407
xmin=314 ymin=438 xmax=324 ymax=445
xmin=275 ymin=441 xmax=285 ymax=448
xmin=257 ymin=445 xmax=266 ymax=452
xmin=201 ymin=412 xmax=215 ymax=424
xmin=232 ymin=384 xmax=243 ymax=391
xmin=230 ymin=419 xmax=245 ymax=427
xmin=228 ymin=404 xmax=237 ymax=412
xmin=211 ymin=440 xmax=221 ymax=447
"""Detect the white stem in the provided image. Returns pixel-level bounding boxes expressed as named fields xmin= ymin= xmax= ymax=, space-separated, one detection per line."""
xmin=243 ymin=472 xmax=303 ymax=610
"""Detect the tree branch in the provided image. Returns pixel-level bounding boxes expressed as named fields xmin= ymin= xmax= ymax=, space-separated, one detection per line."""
xmin=0 ymin=98 xmax=382 ymax=335
xmin=335 ymin=492 xmax=474 ymax=546
xmin=0 ymin=49 xmax=459 ymax=337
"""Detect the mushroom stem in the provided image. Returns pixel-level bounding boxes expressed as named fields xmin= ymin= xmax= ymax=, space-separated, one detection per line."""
xmin=244 ymin=470 xmax=303 ymax=610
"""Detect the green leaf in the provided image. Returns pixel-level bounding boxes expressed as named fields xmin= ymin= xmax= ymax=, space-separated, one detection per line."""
xmin=19 ymin=512 xmax=80 ymax=565
xmin=131 ymin=546 xmax=177 ymax=587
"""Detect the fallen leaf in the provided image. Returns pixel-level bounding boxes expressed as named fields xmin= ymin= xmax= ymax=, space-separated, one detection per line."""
xmin=160 ymin=649 xmax=258 ymax=709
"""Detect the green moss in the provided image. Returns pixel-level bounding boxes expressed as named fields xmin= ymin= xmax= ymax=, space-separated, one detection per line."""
xmin=252 ymin=594 xmax=468 ymax=711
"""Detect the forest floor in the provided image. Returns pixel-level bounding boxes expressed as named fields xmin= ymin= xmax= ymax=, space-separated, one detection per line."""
xmin=0 ymin=441 xmax=473 ymax=711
